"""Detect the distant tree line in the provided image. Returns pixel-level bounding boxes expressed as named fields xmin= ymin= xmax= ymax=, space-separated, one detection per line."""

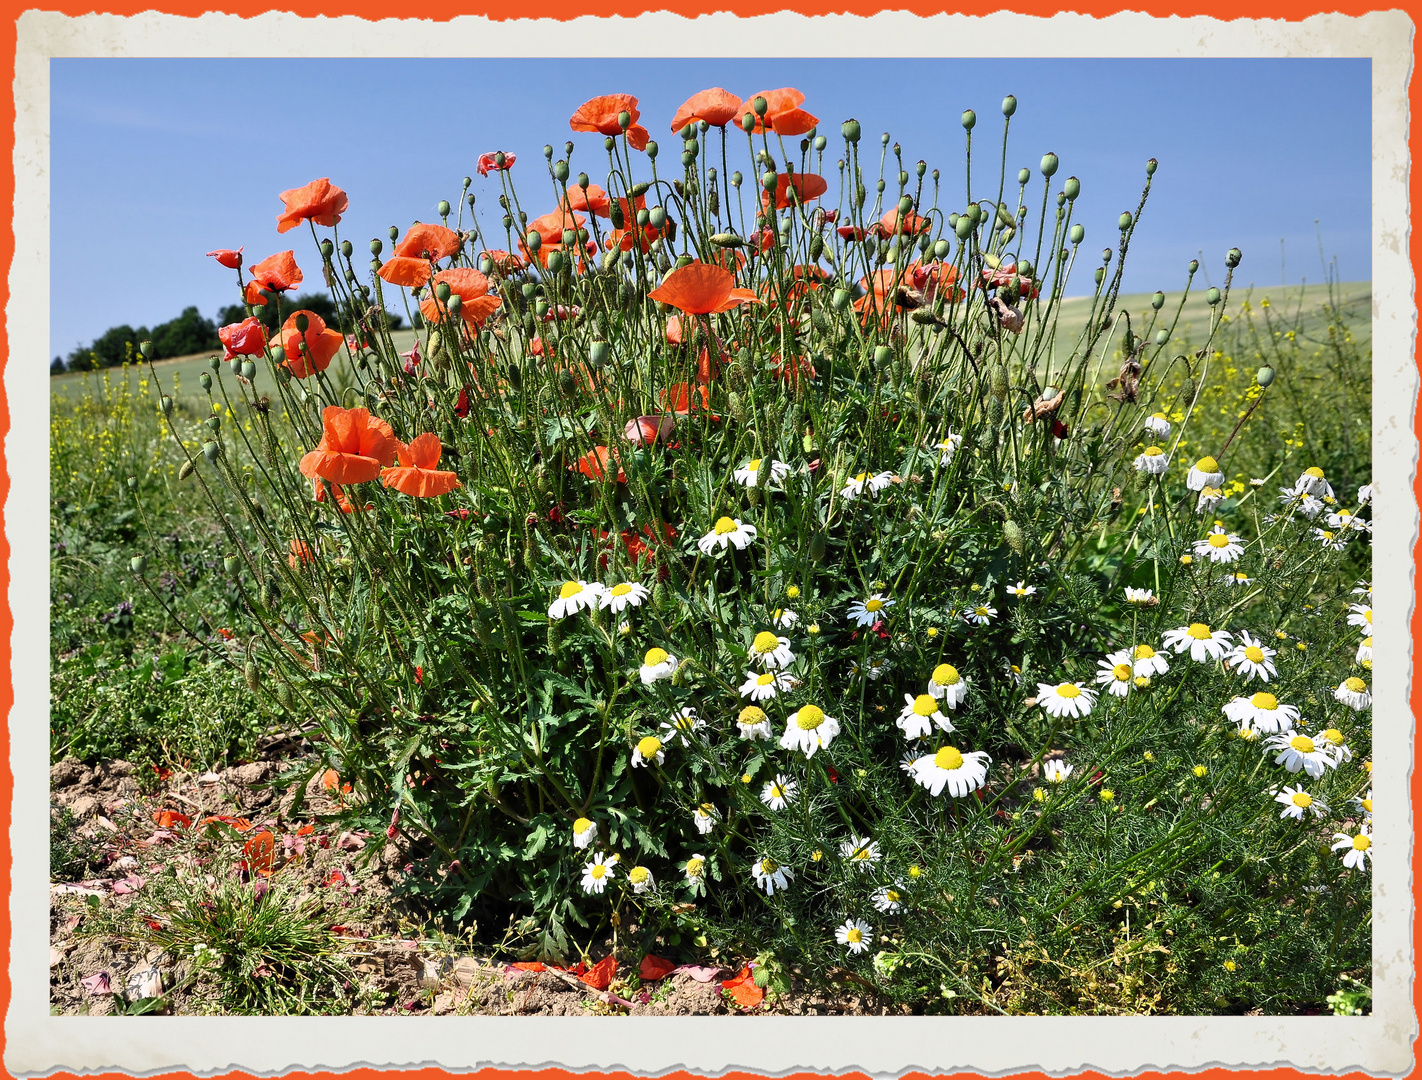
xmin=54 ymin=292 xmax=404 ymax=374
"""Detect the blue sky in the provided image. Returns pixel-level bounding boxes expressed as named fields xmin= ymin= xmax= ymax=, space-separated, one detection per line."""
xmin=50 ymin=57 xmax=1370 ymax=361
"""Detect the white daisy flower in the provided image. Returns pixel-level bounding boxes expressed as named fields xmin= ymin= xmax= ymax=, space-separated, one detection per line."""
xmin=740 ymin=669 xmax=794 ymax=702
xmin=928 ymin=663 xmax=967 ymax=707
xmin=835 ymin=917 xmax=873 ymax=955
xmin=1352 ymin=788 xmax=1373 ymax=818
xmin=779 ymin=703 xmax=841 ymax=758
xmin=630 ymin=735 xmax=665 ymax=768
xmin=1331 ymin=825 xmax=1371 ymax=872
xmin=849 ymin=659 xmax=892 ymax=681
xmin=750 ymin=855 xmax=793 ymax=895
xmin=1334 ymin=677 xmax=1371 ymax=711
xmin=935 ymin=433 xmax=963 ymax=466
xmin=1274 ymin=785 xmax=1326 ymax=821
xmin=770 ymin=607 xmax=799 ymax=629
xmin=872 ymin=884 xmax=906 ymax=914
xmin=1007 ymin=581 xmax=1037 ymax=599
xmin=681 ymin=853 xmax=707 ymax=892
xmin=1124 ymin=587 xmax=1156 ymax=606
xmin=847 ymin=593 xmax=894 ymax=627
xmin=1223 ymin=571 xmax=1254 ymax=587
xmin=549 ymin=579 xmax=605 ymax=619
xmin=1351 ymin=581 xmax=1372 ymax=597
xmin=1130 ymin=643 xmax=1170 ymax=678
xmin=627 ymin=864 xmax=656 ymax=894
xmin=736 ymin=705 xmax=774 ymax=741
xmin=1006 ymin=662 xmax=1024 ymax=686
xmin=897 ymin=693 xmax=955 ymax=739
xmin=1193 ymin=525 xmax=1245 ymax=564
xmin=1196 ymin=486 xmax=1224 ymax=514
xmin=1221 ymin=691 xmax=1300 ymax=734
xmin=599 ymin=580 xmax=649 ymax=613
xmin=1161 ymin=622 xmax=1233 ymax=663
xmin=697 ymin=516 xmax=757 ymax=555
xmin=1313 ymin=527 xmax=1348 ymax=552
xmin=1355 ymin=636 xmax=1373 ymax=666
xmin=963 ymin=600 xmax=998 ymax=626
xmin=1346 ymin=604 xmax=1372 ymax=632
xmin=580 ymin=852 xmax=619 ymax=894
xmin=1043 ymin=758 xmax=1073 ymax=784
xmin=1226 ymin=632 xmax=1277 ymax=682
xmin=1357 ymin=483 xmax=1373 ymax=507
xmin=1320 ymin=728 xmax=1354 ymax=762
xmin=1266 ymin=731 xmax=1338 ymax=778
xmin=1134 ymin=446 xmax=1169 ymax=475
xmin=898 ymin=748 xmax=921 ymax=774
xmin=749 ymin=630 xmax=795 ymax=670
xmin=1094 ymin=651 xmax=1136 ymax=698
xmin=840 ymin=470 xmax=894 ymax=500
xmin=1143 ymin=412 xmax=1171 ymax=438
xmin=1327 ymin=508 xmax=1370 ymax=533
xmin=639 ymin=647 xmax=678 ymax=684
xmin=1293 ymin=467 xmax=1334 ymax=499
xmin=839 ymin=836 xmax=881 ymax=871
xmin=908 ymin=744 xmax=992 ymax=797
xmin=1036 ymin=681 xmax=1097 ymax=719
xmin=760 ymin=774 xmax=797 ymax=811
xmin=733 ymin=457 xmax=790 ymax=488
xmin=660 ymin=707 xmax=704 ymax=746
xmin=571 ymin=817 xmax=598 ymax=849
xmin=1186 ymin=455 xmax=1224 ymax=492
xmin=692 ymin=802 xmax=720 ymax=835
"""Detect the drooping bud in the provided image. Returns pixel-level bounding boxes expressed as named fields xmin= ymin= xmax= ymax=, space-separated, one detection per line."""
xmin=178 ymin=460 xmax=195 ymax=480
xmin=1003 ymin=519 xmax=1025 ymax=555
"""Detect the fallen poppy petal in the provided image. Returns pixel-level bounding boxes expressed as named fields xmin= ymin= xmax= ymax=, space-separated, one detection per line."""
xmin=638 ymin=955 xmax=676 ymax=981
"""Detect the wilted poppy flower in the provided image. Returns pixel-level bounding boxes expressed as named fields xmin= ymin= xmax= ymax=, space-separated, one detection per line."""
xmin=276 ymin=178 xmax=348 ymax=234
xmin=760 ymin=172 xmax=828 ymax=210
xmin=982 ymin=263 xmax=1040 ymax=299
xmin=624 ymin=413 xmax=675 ymax=446
xmin=573 ymin=445 xmax=626 ymax=483
xmin=563 ymin=183 xmax=611 ymax=217
xmin=280 ymin=310 xmax=345 ymax=378
xmin=248 ymin=251 xmax=303 ymax=294
xmin=648 ymin=262 xmax=757 ymax=316
xmin=288 ymin=538 xmax=315 ymax=568
xmin=399 ymin=339 xmax=421 ymax=374
xmin=670 ymin=88 xmax=743 ymax=132
xmin=381 ymin=432 xmax=461 ymax=498
xmin=153 ymin=809 xmax=191 ymax=830
xmin=570 ymin=94 xmax=650 ymax=151
xmin=206 ymin=247 xmax=243 ymax=269
xmin=218 ymin=317 xmax=268 ymax=360
xmin=299 ymin=405 xmax=401 ymax=485
xmin=740 ymin=88 xmax=819 ymax=136
xmin=419 ymin=267 xmax=501 ymax=332
xmin=477 ymin=151 xmax=516 ymax=176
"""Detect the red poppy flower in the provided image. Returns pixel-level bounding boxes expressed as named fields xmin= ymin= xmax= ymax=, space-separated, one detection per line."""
xmin=981 ymin=263 xmax=1040 ymax=299
xmin=660 ymin=381 xmax=714 ymax=416
xmin=771 ymin=353 xmax=817 ymax=387
xmin=879 ymin=206 xmax=931 ymax=235
xmin=605 ymin=223 xmax=663 ymax=255
xmin=206 ymin=247 xmax=243 ymax=269
xmin=381 ymin=432 xmax=461 ymax=498
xmin=740 ymin=88 xmax=819 ymax=136
xmin=248 ymin=251 xmax=303 ymax=294
xmin=670 ymin=87 xmax=743 ymax=132
xmin=377 ymin=257 xmax=432 ymax=289
xmin=573 ymin=445 xmax=626 ymax=483
xmin=624 ymin=413 xmax=675 ymax=446
xmin=760 ymin=172 xmax=828 ymax=211
xmin=280 ymin=310 xmax=344 ymax=378
xmin=570 ymin=94 xmax=650 ymax=151
xmin=665 ymin=315 xmax=685 ymax=345
xmin=288 ymin=538 xmax=315 ymax=568
xmin=477 ymin=151 xmax=516 ymax=176
xmin=321 ymin=769 xmax=341 ymax=791
xmin=837 ymin=224 xmax=870 ymax=242
xmin=244 ymin=281 xmax=268 ymax=307
xmin=562 ymin=183 xmax=611 ymax=217
xmin=419 ymin=267 xmax=501 ymax=332
xmin=218 ymin=317 xmax=268 ymax=360
xmin=299 ymin=405 xmax=401 ymax=485
xmin=648 ymin=261 xmax=757 ymax=316
xmin=276 ymin=178 xmax=347 ymax=234
xmin=480 ymin=249 xmax=525 ymax=275
xmin=394 ymin=222 xmax=461 ymax=262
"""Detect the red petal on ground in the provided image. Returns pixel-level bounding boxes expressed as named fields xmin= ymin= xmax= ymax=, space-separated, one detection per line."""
xmin=639 ymin=955 xmax=676 ymax=981
xmin=580 ymin=956 xmax=618 ymax=990
xmin=721 ymin=964 xmax=764 ymax=1008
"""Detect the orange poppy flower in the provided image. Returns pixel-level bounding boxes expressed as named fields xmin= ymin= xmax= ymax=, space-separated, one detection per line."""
xmin=288 ymin=538 xmax=315 ymax=568
xmin=299 ymin=405 xmax=401 ymax=485
xmin=394 ymin=222 xmax=461 ymax=261
xmin=837 ymin=224 xmax=870 ymax=242
xmin=604 ymin=223 xmax=662 ymax=255
xmin=206 ymin=247 xmax=243 ymax=269
xmin=244 ymin=281 xmax=269 ymax=306
xmin=570 ymin=94 xmax=650 ymax=151
xmin=771 ymin=353 xmax=818 ymax=387
xmin=647 ymin=262 xmax=758 ymax=316
xmin=219 ymin=317 xmax=267 ymax=360
xmin=760 ymin=172 xmax=828 ymax=210
xmin=740 ymin=88 xmax=819 ymax=136
xmin=623 ymin=413 xmax=675 ymax=446
xmin=419 ymin=267 xmax=502 ymax=332
xmin=879 ymin=206 xmax=932 ymax=235
xmin=377 ymin=257 xmax=433 ymax=289
xmin=480 ymin=249 xmax=525 ymax=275
xmin=248 ymin=250 xmax=303 ymax=294
xmin=381 ymin=433 xmax=461 ymax=498
xmin=562 ymin=183 xmax=611 ymax=217
xmin=573 ymin=445 xmax=626 ymax=483
xmin=276 ymin=178 xmax=348 ymax=234
xmin=280 ymin=310 xmax=345 ymax=379
xmin=670 ymin=88 xmax=743 ymax=132
xmin=321 ymin=769 xmax=341 ymax=791
xmin=660 ymin=381 xmax=713 ymax=415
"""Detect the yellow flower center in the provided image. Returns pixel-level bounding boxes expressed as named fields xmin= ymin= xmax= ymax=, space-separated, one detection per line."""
xmin=1291 ymin=791 xmax=1312 ymax=808
xmin=1208 ymin=533 xmax=1230 ymax=548
xmin=934 ymin=746 xmax=965 ymax=771
xmin=1133 ymin=644 xmax=1156 ymax=660
xmin=1321 ymin=530 xmax=1335 ymax=541
xmin=1250 ymin=692 xmax=1278 ymax=710
xmin=908 ymin=865 xmax=922 ymax=878
xmin=644 ymin=648 xmax=669 ymax=666
xmin=590 ymin=864 xmax=606 ymax=879
xmin=1323 ymin=728 xmax=1344 ymax=745
xmin=1112 ymin=663 xmax=1132 ymax=682
xmin=752 ymin=631 xmax=781 ymax=653
xmin=573 ymin=817 xmax=592 ymax=834
xmin=1180 ymin=555 xmax=1194 ymax=565
xmin=559 ymin=580 xmax=583 ymax=599
xmin=1362 ymin=636 xmax=1373 ymax=648
xmin=1363 ymin=609 xmax=1372 ymax=624
xmin=675 ymin=713 xmax=695 ymax=731
xmin=1338 ymin=511 xmax=1352 ymax=521
xmin=629 ymin=866 xmax=649 ymax=884
xmin=1151 ymin=412 xmax=1166 ymax=421
xmin=1244 ymin=646 xmax=1264 ymax=662
xmin=795 ymin=705 xmax=826 ymax=730
xmin=1343 ymin=677 xmax=1367 ymax=692
xmin=610 ymin=582 xmax=632 ymax=596
xmin=846 ymin=928 xmax=863 ymax=943
xmin=865 ymin=598 xmax=884 ymax=612
xmin=811 ymin=850 xmax=823 ymax=862
xmin=756 ymin=673 xmax=775 ymax=687
xmin=636 ymin=736 xmax=663 ymax=759
xmin=1143 ymin=446 xmax=1163 ymax=457
xmin=1353 ymin=834 xmax=1370 ymax=851
xmin=932 ymin=663 xmax=960 ymax=686
xmin=853 ymin=472 xmax=867 ymax=482
xmin=747 ymin=458 xmax=761 ymax=470
xmin=885 ymin=889 xmax=900 ymax=903
xmin=713 ymin=516 xmax=738 ymax=535
xmin=1056 ymin=683 xmax=1081 ymax=699
xmin=1305 ymin=466 xmax=1325 ymax=479
xmin=699 ymin=802 xmax=715 ymax=815
xmin=912 ymin=694 xmax=938 ymax=717
xmin=850 ymin=846 xmax=871 ymax=861
xmin=686 ymin=858 xmax=704 ymax=877
xmin=1289 ymin=736 xmax=1315 ymax=754
xmin=770 ymin=783 xmax=785 ymax=798
xmin=760 ymin=858 xmax=778 ymax=874
xmin=786 ymin=586 xmax=800 ymax=598
xmin=1195 ymin=456 xmax=1219 ymax=473
xmin=975 ymin=606 xmax=990 ymax=617
xmin=738 ymin=706 xmax=767 ymax=726
xmin=1363 ymin=798 xmax=1373 ymax=812
xmin=1187 ymin=623 xmax=1213 ymax=640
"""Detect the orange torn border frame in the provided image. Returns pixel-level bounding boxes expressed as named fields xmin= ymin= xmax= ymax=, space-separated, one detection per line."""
xmin=7 ymin=2 xmax=1417 ymax=1079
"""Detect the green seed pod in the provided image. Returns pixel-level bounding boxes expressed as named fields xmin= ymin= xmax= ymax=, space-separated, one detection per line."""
xmin=125 ymin=475 xmax=138 ymax=492
xmin=1017 ymin=167 xmax=1031 ymax=185
xmin=223 ymin=554 xmax=240 ymax=576
xmin=546 ymin=250 xmax=565 ymax=275
xmin=437 ymin=199 xmax=451 ymax=217
xmin=243 ymin=661 xmax=260 ymax=694
xmin=535 ymin=299 xmax=550 ymax=320
xmin=270 ymin=345 xmax=286 ymax=364
xmin=842 ymin=118 xmax=861 ymax=143
xmin=589 ymin=341 xmax=610 ymax=367
xmin=202 ymin=440 xmax=220 ymax=463
xmin=1206 ymin=287 xmax=1221 ymax=306
xmin=815 ymin=135 xmax=827 ymax=152
xmin=553 ymin=160 xmax=569 ymax=182
xmin=200 ymin=372 xmax=213 ymax=392
xmin=275 ymin=681 xmax=293 ymax=710
xmin=206 ymin=415 xmax=221 ymax=433
xmin=524 ymin=230 xmax=542 ymax=254
xmin=507 ymin=364 xmax=523 ymax=391
xmin=1040 ymin=152 xmax=1059 ymax=178
xmin=1154 ymin=329 xmax=1169 ymax=346
xmin=809 ymin=531 xmax=827 ymax=562
xmin=1146 ymin=158 xmax=1158 ymax=176
xmin=558 ymin=370 xmax=576 ymax=394
xmin=645 ymin=140 xmax=659 ymax=160
xmin=873 ymin=345 xmax=893 ymax=368
xmin=241 ymin=360 xmax=256 ymax=380
xmin=954 ymin=216 xmax=974 ymax=241
xmin=319 ymin=238 xmax=334 ymax=260
xmin=961 ymin=109 xmax=976 ymax=130
xmin=130 ymin=555 xmax=147 ymax=575
xmin=1151 ymin=290 xmax=1166 ymax=311
xmin=1069 ymin=224 xmax=1085 ymax=245
xmin=1256 ymin=365 xmax=1275 ymax=387
xmin=1064 ymin=176 xmax=1080 ymax=201
xmin=1094 ymin=267 xmax=1106 ymax=286
xmin=1118 ymin=211 xmax=1133 ymax=231
xmin=1002 ymin=94 xmax=1017 ymax=117
xmin=1226 ymin=247 xmax=1242 ymax=269
xmin=832 ymin=288 xmax=852 ymax=311
xmin=178 ymin=459 xmax=195 ymax=480
xmin=1003 ymin=519 xmax=1026 ymax=555
xmin=161 ymin=395 xmax=173 ymax=417
xmin=139 ymin=340 xmax=153 ymax=359
xmin=988 ymin=396 xmax=1004 ymax=425
xmin=991 ymin=364 xmax=1008 ymax=400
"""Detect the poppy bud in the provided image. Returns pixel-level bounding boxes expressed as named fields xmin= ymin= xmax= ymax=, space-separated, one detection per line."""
xmin=507 ymin=363 xmax=523 ymax=391
xmin=809 ymin=531 xmax=827 ymax=561
xmin=130 ymin=555 xmax=147 ymax=574
xmin=206 ymin=415 xmax=221 ymax=434
xmin=320 ymin=239 xmax=334 ymax=259
xmin=275 ymin=682 xmax=293 ymax=709
xmin=1003 ymin=519 xmax=1025 ymax=555
xmin=244 ymin=661 xmax=260 ymax=693
xmin=876 ymin=179 xmax=887 ymax=195
xmin=1069 ymin=224 xmax=1085 ymax=245
xmin=200 ymin=372 xmax=212 ymax=392
xmin=1146 ymin=158 xmax=1158 ymax=176
xmin=874 ymin=345 xmax=894 ymax=367
xmin=1206 ymin=287 xmax=1221 ymax=306
xmin=1226 ymin=247 xmax=1242 ymax=268
xmin=202 ymin=440 xmax=220 ymax=463
xmin=223 ymin=554 xmax=239 ymax=575
xmin=1256 ymin=365 xmax=1275 ymax=387
xmin=1188 ymin=259 xmax=1199 ymax=274
xmin=954 ymin=216 xmax=974 ymax=240
xmin=1064 ymin=176 xmax=1080 ymax=200
xmin=1154 ymin=329 xmax=1169 ymax=346
xmin=1094 ymin=267 xmax=1105 ymax=286
xmin=1017 ymin=167 xmax=1031 ymax=186
xmin=1101 ymin=248 xmax=1112 ymax=264
xmin=262 ymin=578 xmax=280 ymax=605
xmin=961 ymin=109 xmax=976 ymax=130
xmin=815 ymin=135 xmax=828 ymax=152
